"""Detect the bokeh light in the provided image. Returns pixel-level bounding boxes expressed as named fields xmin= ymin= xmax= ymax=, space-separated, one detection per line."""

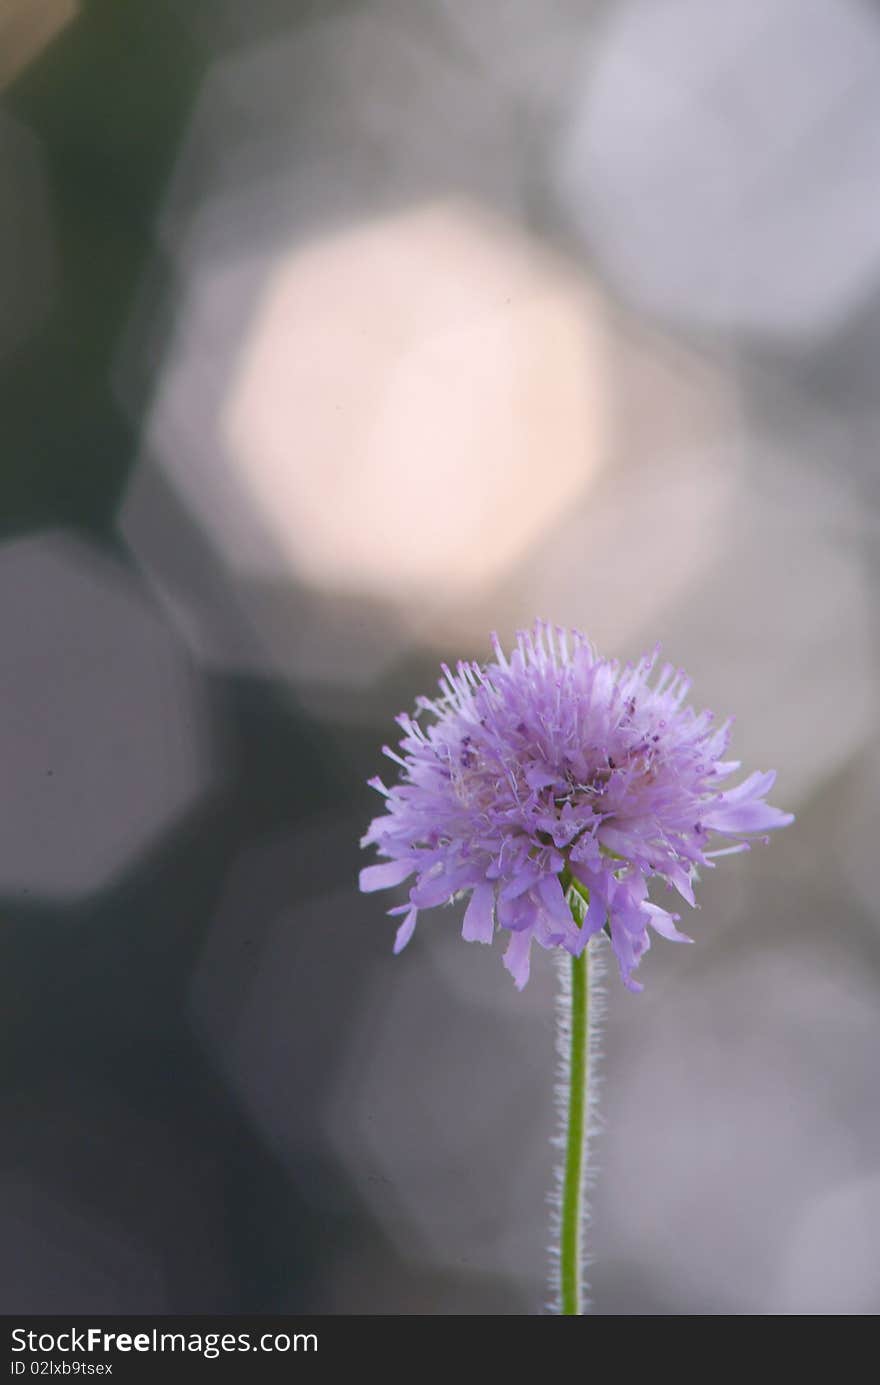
xmin=0 ymin=531 xmax=219 ymax=901
xmin=224 ymin=204 xmax=604 ymax=603
xmin=597 ymin=948 xmax=880 ymax=1313
xmin=326 ymin=941 xmax=556 ymax=1294
xmin=557 ymin=0 xmax=880 ymax=340
xmin=121 ymin=202 xmax=606 ymax=706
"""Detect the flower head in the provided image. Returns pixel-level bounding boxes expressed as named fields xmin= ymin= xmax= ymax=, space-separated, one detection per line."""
xmin=359 ymin=623 xmax=793 ymax=990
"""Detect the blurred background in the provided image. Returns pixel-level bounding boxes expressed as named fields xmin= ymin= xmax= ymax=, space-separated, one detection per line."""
xmin=1 ymin=0 xmax=879 ymax=1315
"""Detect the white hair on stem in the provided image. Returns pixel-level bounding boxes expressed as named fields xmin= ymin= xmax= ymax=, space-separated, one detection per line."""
xmin=546 ymin=930 xmax=606 ymax=1314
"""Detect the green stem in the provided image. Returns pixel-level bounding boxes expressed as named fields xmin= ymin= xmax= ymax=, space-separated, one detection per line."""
xmin=560 ymin=944 xmax=589 ymax=1315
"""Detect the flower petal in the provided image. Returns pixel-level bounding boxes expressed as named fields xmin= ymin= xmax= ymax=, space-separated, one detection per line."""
xmin=703 ymin=800 xmax=795 ymax=834
xmin=392 ymin=907 xmax=418 ymax=954
xmin=536 ymin=873 xmax=575 ymax=932
xmin=359 ymin=859 xmax=415 ymax=893
xmin=664 ymin=860 xmax=696 ymax=907
xmin=410 ymin=864 xmax=474 ymax=907
xmin=462 ymin=882 xmax=495 ymax=944
xmin=644 ymin=904 xmax=693 ymax=943
xmin=502 ymin=928 xmax=532 ymax=989
xmin=499 ymin=866 xmax=541 ymax=901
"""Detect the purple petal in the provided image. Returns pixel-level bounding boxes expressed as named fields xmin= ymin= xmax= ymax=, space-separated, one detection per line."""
xmin=609 ymin=909 xmax=650 ymax=989
xmin=598 ymin=823 xmax=655 ymax=864
xmin=497 ymin=891 xmax=538 ymax=932
xmin=525 ymin=764 xmax=558 ymax=791
xmin=570 ymin=864 xmax=607 ymax=922
xmin=359 ymin=859 xmax=415 ymax=893
xmin=536 ymin=873 xmax=574 ymax=931
xmin=502 ymin=929 xmax=532 ymax=989
xmin=664 ymin=860 xmax=696 ymax=906
xmin=410 ymin=864 xmax=474 ymax=907
xmin=392 ymin=907 xmax=418 ymax=954
xmin=644 ymin=904 xmax=693 ymax=943
xmin=462 ymin=882 xmax=495 ymax=944
xmin=703 ymin=800 xmax=795 ymax=834
xmin=717 ymin=769 xmax=777 ymax=805
xmin=499 ymin=867 xmax=541 ymax=902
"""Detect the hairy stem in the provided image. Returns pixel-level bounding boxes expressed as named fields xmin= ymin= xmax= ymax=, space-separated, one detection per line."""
xmin=560 ymin=944 xmax=589 ymax=1315
xmin=550 ymin=870 xmax=600 ymax=1315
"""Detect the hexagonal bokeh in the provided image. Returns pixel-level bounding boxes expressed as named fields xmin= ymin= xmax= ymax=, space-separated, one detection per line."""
xmin=436 ymin=0 xmax=594 ymax=114
xmin=190 ymin=815 xmax=564 ymax=1306
xmin=325 ymin=937 xmax=560 ymax=1300
xmin=157 ymin=7 xmax=527 ymax=265
xmin=115 ymin=4 xmax=611 ymax=716
xmin=120 ymin=202 xmax=607 ymax=707
xmin=221 ymin=203 xmax=605 ymax=605
xmin=594 ymin=947 xmax=880 ymax=1313
xmin=190 ymin=819 xmax=367 ymax=1167
xmin=556 ymin=0 xmax=880 ymax=339
xmin=0 ymin=530 xmax=218 ymax=900
xmin=654 ymin=442 xmax=876 ymax=806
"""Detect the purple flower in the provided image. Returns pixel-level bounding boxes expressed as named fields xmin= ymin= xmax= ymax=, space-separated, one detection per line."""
xmin=359 ymin=623 xmax=793 ymax=991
